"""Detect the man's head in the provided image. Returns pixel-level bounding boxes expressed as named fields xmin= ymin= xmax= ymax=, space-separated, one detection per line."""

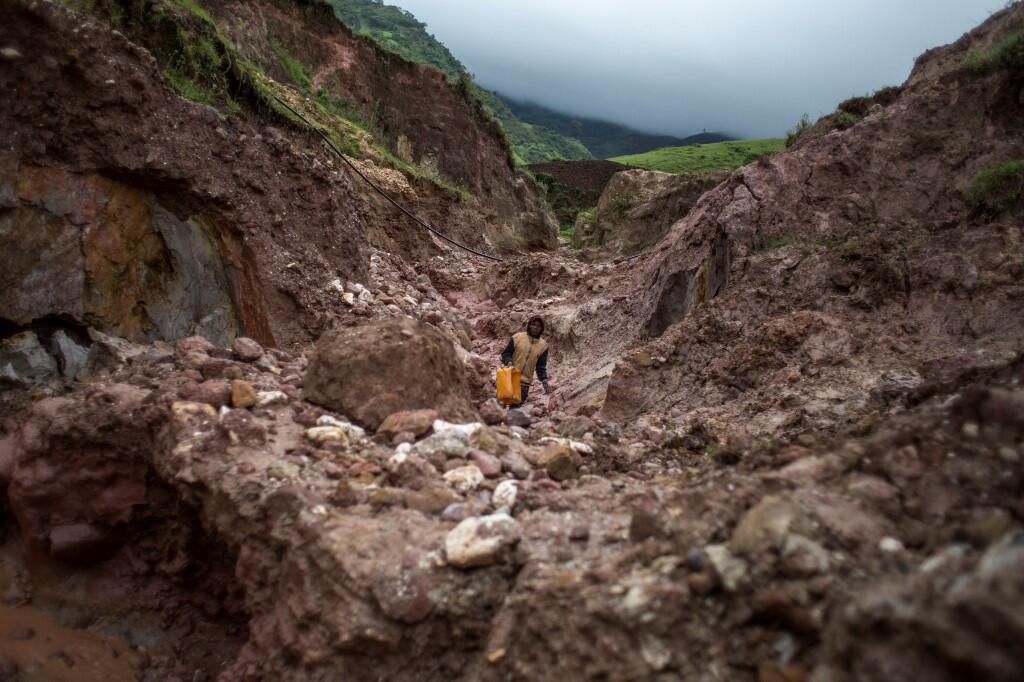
xmin=527 ymin=316 xmax=545 ymax=339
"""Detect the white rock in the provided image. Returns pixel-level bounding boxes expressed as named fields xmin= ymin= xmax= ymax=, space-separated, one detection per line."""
xmin=328 ymin=279 xmax=345 ymax=293
xmin=445 ymin=513 xmax=520 ymax=568
xmin=433 ymin=420 xmax=482 ymax=439
xmin=342 ymin=292 xmax=355 ymax=306
xmin=493 ymin=480 xmax=519 ymax=509
xmin=540 ymin=436 xmax=594 ymax=455
xmin=316 ymin=415 xmax=366 ymax=440
xmin=256 ymin=391 xmax=289 ymax=407
xmin=998 ymin=446 xmax=1020 ymax=464
xmin=415 ymin=433 xmax=469 ymax=458
xmin=879 ymin=536 xmax=905 ymax=553
xmin=387 ymin=449 xmax=410 ymax=472
xmin=444 ymin=465 xmax=484 ymax=493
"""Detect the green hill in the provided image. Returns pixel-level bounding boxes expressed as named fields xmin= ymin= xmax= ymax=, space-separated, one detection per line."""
xmin=611 ymin=138 xmax=785 ymax=174
xmin=470 ymin=87 xmax=590 ymax=164
xmin=501 ymin=97 xmax=734 ymax=159
xmin=329 ymin=0 xmax=466 ymax=77
xmin=328 ymin=0 xmax=590 ymax=163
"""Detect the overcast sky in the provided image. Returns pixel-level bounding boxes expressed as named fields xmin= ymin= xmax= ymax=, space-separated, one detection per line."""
xmin=393 ymin=0 xmax=1005 ymax=138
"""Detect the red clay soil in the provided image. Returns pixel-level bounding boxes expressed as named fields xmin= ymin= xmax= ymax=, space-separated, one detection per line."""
xmin=1 ymin=1 xmax=1024 ymax=681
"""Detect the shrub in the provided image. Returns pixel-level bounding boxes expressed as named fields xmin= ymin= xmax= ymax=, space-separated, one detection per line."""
xmin=962 ymin=30 xmax=1024 ymax=74
xmin=965 ymin=160 xmax=1024 ymax=216
xmin=605 ymin=193 xmax=636 ymax=218
xmin=833 ymin=110 xmax=860 ymax=130
xmin=786 ymin=114 xmax=812 ymax=148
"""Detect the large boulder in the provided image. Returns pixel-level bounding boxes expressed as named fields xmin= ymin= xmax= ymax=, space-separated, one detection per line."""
xmin=304 ymin=318 xmax=475 ymax=429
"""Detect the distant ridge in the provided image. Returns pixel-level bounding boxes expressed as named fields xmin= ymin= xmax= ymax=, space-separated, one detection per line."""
xmin=500 ymin=95 xmax=734 ymax=159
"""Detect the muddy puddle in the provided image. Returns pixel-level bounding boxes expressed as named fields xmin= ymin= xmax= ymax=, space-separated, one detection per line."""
xmin=0 ymin=603 xmax=138 ymax=681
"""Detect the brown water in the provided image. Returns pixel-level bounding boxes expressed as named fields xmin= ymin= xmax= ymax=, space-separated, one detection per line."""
xmin=0 ymin=603 xmax=138 ymax=681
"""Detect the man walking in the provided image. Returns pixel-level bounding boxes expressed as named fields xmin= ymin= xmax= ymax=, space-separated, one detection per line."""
xmin=500 ymin=316 xmax=552 ymax=408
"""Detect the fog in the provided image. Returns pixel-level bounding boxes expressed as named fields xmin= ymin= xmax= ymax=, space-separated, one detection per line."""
xmin=393 ymin=0 xmax=1006 ymax=138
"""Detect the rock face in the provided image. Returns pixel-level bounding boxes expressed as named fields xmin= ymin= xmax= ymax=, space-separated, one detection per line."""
xmin=305 ymin=319 xmax=474 ymax=429
xmin=209 ymin=0 xmax=556 ymax=251
xmin=0 ymin=0 xmax=555 ymax=356
xmin=574 ymin=169 xmax=727 ymax=254
xmin=0 ymin=161 xmax=239 ymax=345
xmin=7 ymin=384 xmax=163 ymax=561
xmin=0 ymin=332 xmax=59 ymax=388
xmin=600 ymin=3 xmax=1024 ymax=422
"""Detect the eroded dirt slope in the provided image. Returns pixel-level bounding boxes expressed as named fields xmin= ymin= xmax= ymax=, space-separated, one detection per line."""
xmin=0 ymin=1 xmax=1023 ymax=681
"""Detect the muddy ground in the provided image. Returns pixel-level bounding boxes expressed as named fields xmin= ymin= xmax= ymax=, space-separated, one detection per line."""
xmin=1 ymin=1 xmax=1023 ymax=681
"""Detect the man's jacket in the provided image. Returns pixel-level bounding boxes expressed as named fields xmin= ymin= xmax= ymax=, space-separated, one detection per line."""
xmin=500 ymin=332 xmax=548 ymax=385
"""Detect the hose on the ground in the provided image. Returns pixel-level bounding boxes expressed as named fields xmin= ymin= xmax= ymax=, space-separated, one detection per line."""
xmin=271 ymin=94 xmax=503 ymax=262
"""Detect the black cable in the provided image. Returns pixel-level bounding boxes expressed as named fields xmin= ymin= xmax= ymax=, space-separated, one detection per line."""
xmin=271 ymin=94 xmax=503 ymax=262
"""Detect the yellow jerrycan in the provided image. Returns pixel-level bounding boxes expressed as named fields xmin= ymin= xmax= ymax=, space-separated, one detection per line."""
xmin=496 ymin=366 xmax=521 ymax=405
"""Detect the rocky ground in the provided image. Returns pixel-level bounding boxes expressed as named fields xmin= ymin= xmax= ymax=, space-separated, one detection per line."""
xmin=1 ymin=1 xmax=1023 ymax=681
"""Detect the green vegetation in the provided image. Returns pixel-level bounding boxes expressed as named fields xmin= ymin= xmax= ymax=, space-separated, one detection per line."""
xmin=610 ymin=138 xmax=785 ymax=174
xmin=965 ymin=160 xmax=1024 ymax=216
xmin=471 ymin=87 xmax=591 ymax=164
xmin=327 ymin=0 xmax=590 ymax=163
xmin=329 ymin=0 xmax=466 ymax=78
xmin=502 ymin=97 xmax=730 ymax=159
xmin=759 ymin=236 xmax=793 ymax=251
xmin=275 ymin=47 xmax=313 ymax=92
xmin=786 ymin=114 xmax=812 ymax=148
xmin=786 ymin=85 xmax=900 ymax=148
xmin=605 ymin=193 xmax=637 ymax=218
xmin=55 ymin=0 xmax=475 ymax=198
xmin=962 ymin=30 xmax=1024 ymax=74
xmin=150 ymin=0 xmax=246 ymax=115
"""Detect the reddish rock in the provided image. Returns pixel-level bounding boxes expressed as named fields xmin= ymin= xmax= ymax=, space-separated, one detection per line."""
xmin=181 ymin=380 xmax=232 ymax=408
xmin=392 ymin=431 xmax=417 ymax=445
xmin=479 ymin=399 xmax=505 ymax=426
xmin=199 ymin=357 xmax=234 ymax=379
xmin=468 ymin=449 xmax=502 ymax=478
xmin=8 ymin=384 xmax=158 ymax=560
xmin=377 ymin=409 xmax=439 ymax=440
xmin=176 ymin=336 xmax=217 ymax=356
xmin=232 ymin=337 xmax=264 ymax=362
xmin=305 ymin=319 xmax=474 ymax=429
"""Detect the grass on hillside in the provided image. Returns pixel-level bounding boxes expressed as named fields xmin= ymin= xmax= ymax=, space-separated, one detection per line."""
xmin=610 ymin=138 xmax=785 ymax=174
xmin=965 ymin=160 xmax=1024 ymax=216
xmin=328 ymin=0 xmax=591 ymax=164
xmin=962 ymin=30 xmax=1024 ymax=74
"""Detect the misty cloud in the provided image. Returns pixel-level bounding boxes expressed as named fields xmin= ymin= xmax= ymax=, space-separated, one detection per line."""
xmin=394 ymin=0 xmax=1005 ymax=138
